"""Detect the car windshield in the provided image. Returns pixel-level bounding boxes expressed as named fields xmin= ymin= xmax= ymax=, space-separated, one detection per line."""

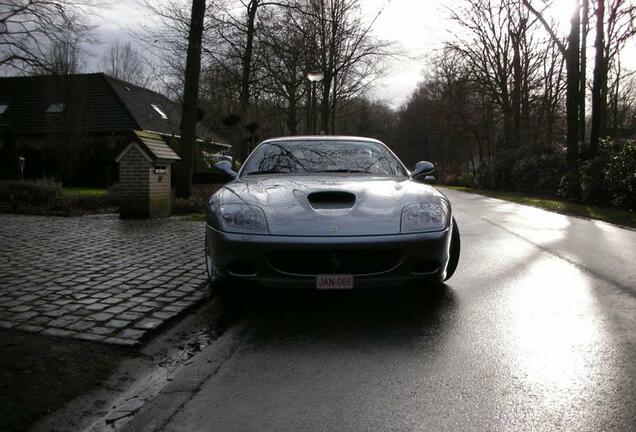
xmin=241 ymin=140 xmax=407 ymax=177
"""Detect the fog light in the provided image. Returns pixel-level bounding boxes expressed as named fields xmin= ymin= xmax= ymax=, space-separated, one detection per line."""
xmin=411 ymin=259 xmax=438 ymax=274
xmin=228 ymin=262 xmax=258 ymax=277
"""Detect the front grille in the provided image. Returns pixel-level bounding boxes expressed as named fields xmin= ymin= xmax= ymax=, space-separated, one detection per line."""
xmin=268 ymin=249 xmax=402 ymax=276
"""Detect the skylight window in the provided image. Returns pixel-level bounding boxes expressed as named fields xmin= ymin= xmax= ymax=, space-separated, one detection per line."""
xmin=151 ymin=104 xmax=168 ymax=120
xmin=46 ymin=103 xmax=65 ymax=113
xmin=0 ymin=104 xmax=8 ymax=114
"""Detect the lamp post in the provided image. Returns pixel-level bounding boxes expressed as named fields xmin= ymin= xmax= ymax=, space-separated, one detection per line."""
xmin=18 ymin=156 xmax=25 ymax=180
xmin=307 ymin=71 xmax=324 ymax=135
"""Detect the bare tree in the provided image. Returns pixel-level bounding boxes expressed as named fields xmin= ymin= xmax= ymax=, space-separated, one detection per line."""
xmin=176 ymin=0 xmax=207 ymax=198
xmin=100 ymin=40 xmax=150 ymax=86
xmin=579 ymin=0 xmax=590 ymax=146
xmin=36 ymin=26 xmax=87 ymax=75
xmin=447 ymin=0 xmax=518 ymax=150
xmin=137 ymin=0 xmax=208 ymax=100
xmin=524 ymin=0 xmax=582 ymax=198
xmin=589 ymin=0 xmax=607 ymax=155
xmin=302 ymin=0 xmax=391 ymax=134
xmin=589 ymin=0 xmax=636 ymax=152
xmin=258 ymin=6 xmax=309 ymax=134
xmin=0 ymin=0 xmax=95 ymax=73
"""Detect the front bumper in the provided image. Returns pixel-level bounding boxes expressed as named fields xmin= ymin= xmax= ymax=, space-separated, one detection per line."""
xmin=205 ymin=225 xmax=452 ymax=289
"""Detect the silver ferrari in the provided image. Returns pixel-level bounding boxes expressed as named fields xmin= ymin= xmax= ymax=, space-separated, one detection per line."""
xmin=205 ymin=136 xmax=460 ymax=291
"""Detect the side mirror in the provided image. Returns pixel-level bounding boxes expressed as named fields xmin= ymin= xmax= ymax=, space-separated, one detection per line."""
xmin=215 ymin=160 xmax=237 ymax=178
xmin=411 ymin=161 xmax=435 ymax=179
xmin=424 ymin=175 xmax=436 ymax=184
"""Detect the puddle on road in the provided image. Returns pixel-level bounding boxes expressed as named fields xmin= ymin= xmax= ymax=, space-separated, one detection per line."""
xmin=29 ymin=299 xmax=240 ymax=432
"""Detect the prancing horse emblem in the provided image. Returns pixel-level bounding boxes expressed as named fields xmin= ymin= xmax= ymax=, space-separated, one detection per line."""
xmin=330 ymin=224 xmax=339 ymax=233
xmin=329 ymin=253 xmax=342 ymax=270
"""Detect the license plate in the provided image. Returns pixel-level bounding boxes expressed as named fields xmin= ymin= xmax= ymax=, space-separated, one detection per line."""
xmin=316 ymin=274 xmax=354 ymax=290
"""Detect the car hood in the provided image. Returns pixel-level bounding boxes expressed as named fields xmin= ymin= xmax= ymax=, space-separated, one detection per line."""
xmin=211 ymin=175 xmax=449 ymax=236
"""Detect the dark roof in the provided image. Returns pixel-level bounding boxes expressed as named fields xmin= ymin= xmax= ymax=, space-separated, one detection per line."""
xmin=116 ymin=130 xmax=181 ymax=165
xmin=104 ymin=75 xmax=181 ymax=135
xmin=134 ymin=130 xmax=181 ymax=163
xmin=0 ymin=73 xmax=191 ymax=139
xmin=0 ymin=74 xmax=137 ymax=134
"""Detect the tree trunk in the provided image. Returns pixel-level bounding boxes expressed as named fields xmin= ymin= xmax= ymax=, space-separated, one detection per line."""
xmin=590 ymin=0 xmax=606 ymax=156
xmin=612 ymin=57 xmax=621 ymax=137
xmin=320 ymin=74 xmax=330 ymax=134
xmin=234 ymin=0 xmax=259 ymax=164
xmin=240 ymin=1 xmax=258 ymax=112
xmin=511 ymin=31 xmax=522 ymax=148
xmin=523 ymin=0 xmax=581 ymax=196
xmin=579 ymin=0 xmax=589 ymax=148
xmin=564 ymin=0 xmax=581 ymax=199
xmin=305 ymin=80 xmax=312 ymax=134
xmin=331 ymin=71 xmax=337 ymax=134
xmin=176 ymin=0 xmax=206 ymax=199
xmin=287 ymin=98 xmax=298 ymax=135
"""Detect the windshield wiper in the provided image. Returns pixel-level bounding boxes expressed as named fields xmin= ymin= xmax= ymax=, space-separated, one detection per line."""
xmin=244 ymin=170 xmax=287 ymax=175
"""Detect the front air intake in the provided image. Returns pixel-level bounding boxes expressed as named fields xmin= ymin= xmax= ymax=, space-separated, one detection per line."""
xmin=307 ymin=191 xmax=356 ymax=210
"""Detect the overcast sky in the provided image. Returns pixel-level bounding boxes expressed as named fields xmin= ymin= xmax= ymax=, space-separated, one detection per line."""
xmin=90 ymin=0 xmax=634 ymax=108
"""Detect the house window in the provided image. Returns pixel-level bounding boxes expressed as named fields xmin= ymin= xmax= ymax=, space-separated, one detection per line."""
xmin=46 ymin=103 xmax=65 ymax=113
xmin=0 ymin=104 xmax=8 ymax=114
xmin=151 ymin=104 xmax=168 ymax=120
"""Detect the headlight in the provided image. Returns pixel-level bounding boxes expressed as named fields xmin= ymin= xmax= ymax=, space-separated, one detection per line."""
xmin=401 ymin=202 xmax=449 ymax=233
xmin=212 ymin=203 xmax=269 ymax=234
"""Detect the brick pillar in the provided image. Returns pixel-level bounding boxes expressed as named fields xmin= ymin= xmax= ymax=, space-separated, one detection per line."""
xmin=148 ymin=164 xmax=172 ymax=218
xmin=119 ymin=146 xmax=152 ymax=218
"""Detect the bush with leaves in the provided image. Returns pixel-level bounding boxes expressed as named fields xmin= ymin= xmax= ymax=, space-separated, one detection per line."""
xmin=0 ymin=179 xmax=62 ymax=208
xmin=474 ymin=150 xmax=515 ymax=190
xmin=605 ymin=140 xmax=636 ymax=210
xmin=511 ymin=149 xmax=566 ymax=195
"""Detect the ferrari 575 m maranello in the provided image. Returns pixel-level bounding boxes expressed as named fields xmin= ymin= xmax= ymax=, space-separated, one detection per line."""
xmin=205 ymin=136 xmax=460 ymax=291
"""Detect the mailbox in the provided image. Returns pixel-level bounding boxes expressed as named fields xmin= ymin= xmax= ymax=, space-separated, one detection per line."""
xmin=116 ymin=130 xmax=181 ymax=218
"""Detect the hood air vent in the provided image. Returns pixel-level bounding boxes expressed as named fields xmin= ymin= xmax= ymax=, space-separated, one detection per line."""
xmin=307 ymin=191 xmax=356 ymax=210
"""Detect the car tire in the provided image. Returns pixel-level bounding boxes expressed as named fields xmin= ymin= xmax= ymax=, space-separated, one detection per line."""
xmin=444 ymin=217 xmax=460 ymax=281
xmin=205 ymin=234 xmax=226 ymax=297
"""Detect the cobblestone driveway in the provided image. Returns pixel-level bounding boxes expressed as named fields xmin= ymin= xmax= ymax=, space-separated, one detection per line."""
xmin=0 ymin=214 xmax=207 ymax=346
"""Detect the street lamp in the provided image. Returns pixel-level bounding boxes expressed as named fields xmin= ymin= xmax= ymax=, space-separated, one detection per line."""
xmin=18 ymin=156 xmax=25 ymax=180
xmin=307 ymin=71 xmax=324 ymax=135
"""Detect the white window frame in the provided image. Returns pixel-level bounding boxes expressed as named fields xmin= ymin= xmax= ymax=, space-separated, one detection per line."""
xmin=151 ymin=104 xmax=168 ymax=120
xmin=46 ymin=103 xmax=65 ymax=113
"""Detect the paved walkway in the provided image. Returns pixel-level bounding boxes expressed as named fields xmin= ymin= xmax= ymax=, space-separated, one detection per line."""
xmin=0 ymin=214 xmax=207 ymax=346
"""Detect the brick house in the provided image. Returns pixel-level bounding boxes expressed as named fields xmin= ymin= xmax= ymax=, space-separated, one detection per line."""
xmin=0 ymin=73 xmax=230 ymax=186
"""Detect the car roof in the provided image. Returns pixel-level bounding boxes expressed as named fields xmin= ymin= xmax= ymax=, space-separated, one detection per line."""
xmin=261 ymin=135 xmax=385 ymax=144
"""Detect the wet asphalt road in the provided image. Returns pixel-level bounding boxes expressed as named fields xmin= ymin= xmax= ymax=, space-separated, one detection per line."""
xmin=135 ymin=189 xmax=636 ymax=432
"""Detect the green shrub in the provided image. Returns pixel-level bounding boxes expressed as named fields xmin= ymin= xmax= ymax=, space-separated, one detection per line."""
xmin=474 ymin=149 xmax=523 ymax=190
xmin=580 ymin=156 xmax=607 ymax=204
xmin=0 ymin=179 xmax=62 ymax=207
xmin=511 ymin=150 xmax=566 ymax=195
xmin=456 ymin=173 xmax=474 ymax=187
xmin=605 ymin=140 xmax=636 ymax=210
xmin=474 ymin=160 xmax=494 ymax=189
xmin=474 ymin=147 xmax=566 ymax=195
xmin=52 ymin=192 xmax=118 ymax=213
xmin=510 ymin=155 xmax=540 ymax=192
xmin=171 ymin=197 xmax=207 ymax=215
xmin=462 ymin=139 xmax=634 ymax=211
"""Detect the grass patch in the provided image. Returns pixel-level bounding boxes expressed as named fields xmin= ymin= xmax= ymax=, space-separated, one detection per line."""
xmin=0 ymin=329 xmax=133 ymax=432
xmin=183 ymin=212 xmax=206 ymax=222
xmin=441 ymin=186 xmax=636 ymax=228
xmin=61 ymin=187 xmax=108 ymax=198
